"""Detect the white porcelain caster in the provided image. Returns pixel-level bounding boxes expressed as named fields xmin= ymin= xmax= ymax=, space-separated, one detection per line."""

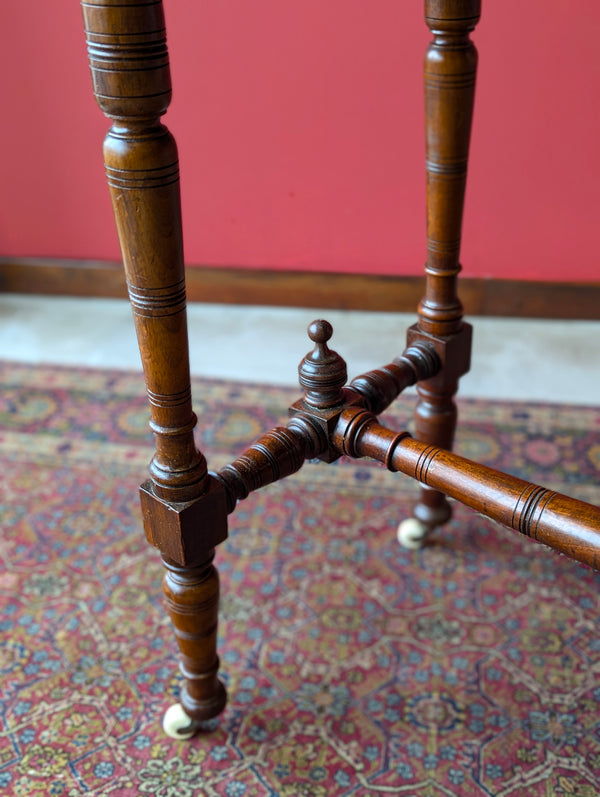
xmin=397 ymin=518 xmax=429 ymax=549
xmin=162 ymin=703 xmax=200 ymax=740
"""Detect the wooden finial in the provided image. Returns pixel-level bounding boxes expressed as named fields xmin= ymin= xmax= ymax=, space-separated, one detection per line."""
xmin=298 ymin=320 xmax=348 ymax=409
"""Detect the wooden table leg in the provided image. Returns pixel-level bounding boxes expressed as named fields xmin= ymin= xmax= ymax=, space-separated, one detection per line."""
xmin=399 ymin=0 xmax=481 ymax=548
xmin=82 ymin=0 xmax=227 ymax=737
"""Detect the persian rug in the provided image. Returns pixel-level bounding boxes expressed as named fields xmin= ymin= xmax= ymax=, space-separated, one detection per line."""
xmin=0 ymin=360 xmax=599 ymax=797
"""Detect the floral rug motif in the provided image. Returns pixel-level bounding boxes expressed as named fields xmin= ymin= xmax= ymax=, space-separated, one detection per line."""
xmin=0 ymin=360 xmax=599 ymax=796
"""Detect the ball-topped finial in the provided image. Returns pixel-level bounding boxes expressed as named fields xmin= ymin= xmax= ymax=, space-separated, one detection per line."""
xmin=307 ymin=319 xmax=333 ymax=345
xmin=298 ymin=319 xmax=347 ymax=408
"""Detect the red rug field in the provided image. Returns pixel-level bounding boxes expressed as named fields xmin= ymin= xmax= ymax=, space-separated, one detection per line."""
xmin=1 ymin=361 xmax=599 ymax=796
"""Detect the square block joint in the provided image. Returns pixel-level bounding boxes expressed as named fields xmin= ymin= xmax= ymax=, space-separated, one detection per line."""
xmin=289 ymin=389 xmax=363 ymax=463
xmin=407 ymin=322 xmax=472 ymax=387
xmin=139 ymin=476 xmax=228 ymax=566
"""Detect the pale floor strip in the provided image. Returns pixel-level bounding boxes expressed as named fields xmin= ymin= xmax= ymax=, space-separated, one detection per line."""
xmin=0 ymin=294 xmax=598 ymax=405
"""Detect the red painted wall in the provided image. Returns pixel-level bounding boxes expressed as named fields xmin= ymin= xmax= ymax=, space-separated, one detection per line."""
xmin=1 ymin=1 xmax=599 ymax=281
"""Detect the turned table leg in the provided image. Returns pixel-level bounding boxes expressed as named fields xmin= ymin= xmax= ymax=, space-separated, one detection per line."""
xmin=161 ymin=556 xmax=226 ymax=738
xmin=82 ymin=0 xmax=228 ymax=736
xmin=398 ymin=0 xmax=480 ymax=549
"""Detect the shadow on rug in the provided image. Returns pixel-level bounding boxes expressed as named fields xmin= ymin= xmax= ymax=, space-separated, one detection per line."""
xmin=0 ymin=361 xmax=599 ymax=796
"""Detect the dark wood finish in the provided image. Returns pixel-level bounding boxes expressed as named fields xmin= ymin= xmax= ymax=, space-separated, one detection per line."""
xmin=333 ymin=408 xmax=600 ymax=571
xmin=349 ymin=340 xmax=440 ymax=416
xmin=215 ymin=325 xmax=442 ymax=514
xmin=217 ymin=426 xmax=310 ymax=513
xmin=2 ymin=257 xmax=599 ymax=320
xmin=162 ymin=556 xmax=227 ymax=721
xmin=82 ymin=0 xmax=227 ymax=723
xmin=214 ymin=322 xmax=599 ymax=571
xmin=408 ymin=0 xmax=480 ymax=534
xmin=81 ymin=0 xmax=600 ymax=738
xmin=419 ymin=0 xmax=480 ymax=335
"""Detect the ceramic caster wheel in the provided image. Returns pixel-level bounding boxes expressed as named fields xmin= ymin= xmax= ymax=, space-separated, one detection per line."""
xmin=162 ymin=703 xmax=199 ymax=740
xmin=397 ymin=518 xmax=429 ymax=549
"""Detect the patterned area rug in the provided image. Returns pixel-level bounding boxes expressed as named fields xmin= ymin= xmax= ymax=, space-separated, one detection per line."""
xmin=1 ymin=360 xmax=599 ymax=797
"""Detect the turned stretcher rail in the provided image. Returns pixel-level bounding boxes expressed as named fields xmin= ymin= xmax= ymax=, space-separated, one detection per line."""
xmin=214 ymin=323 xmax=600 ymax=573
xmin=214 ymin=332 xmax=443 ymax=512
xmin=334 ymin=408 xmax=600 ymax=570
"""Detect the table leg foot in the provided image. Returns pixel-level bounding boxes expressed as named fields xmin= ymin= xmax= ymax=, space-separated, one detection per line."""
xmin=162 ymin=703 xmax=200 ymax=740
xmin=397 ymin=517 xmax=430 ymax=549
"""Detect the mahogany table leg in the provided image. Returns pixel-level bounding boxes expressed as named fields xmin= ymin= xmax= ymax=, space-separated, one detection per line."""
xmin=82 ymin=0 xmax=228 ymax=736
xmin=399 ymin=0 xmax=480 ymax=548
xmin=161 ymin=556 xmax=226 ymax=738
